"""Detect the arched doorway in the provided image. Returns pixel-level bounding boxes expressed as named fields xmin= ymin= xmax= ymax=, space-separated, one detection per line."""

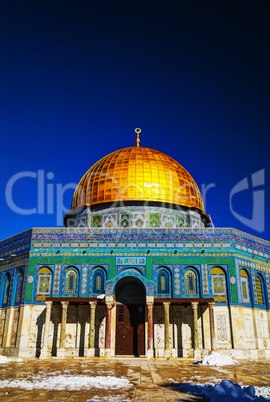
xmin=115 ymin=277 xmax=146 ymax=356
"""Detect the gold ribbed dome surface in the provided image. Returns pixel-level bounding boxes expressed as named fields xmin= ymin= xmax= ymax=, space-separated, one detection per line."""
xmin=72 ymin=147 xmax=205 ymax=211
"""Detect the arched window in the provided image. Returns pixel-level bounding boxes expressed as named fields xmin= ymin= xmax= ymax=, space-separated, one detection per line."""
xmin=210 ymin=267 xmax=227 ymax=301
xmin=240 ymin=269 xmax=250 ymax=304
xmin=37 ymin=267 xmax=53 ymax=296
xmin=3 ymin=273 xmax=11 ymax=305
xmin=184 ymin=269 xmax=198 ymax=295
xmin=92 ymin=269 xmax=105 ymax=294
xmin=15 ymin=269 xmax=24 ymax=304
xmin=157 ymin=269 xmax=170 ymax=295
xmin=256 ymin=275 xmax=264 ymax=305
xmin=65 ymin=268 xmax=78 ymax=294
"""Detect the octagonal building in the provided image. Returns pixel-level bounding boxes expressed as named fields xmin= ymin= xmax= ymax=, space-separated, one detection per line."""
xmin=0 ymin=133 xmax=270 ymax=360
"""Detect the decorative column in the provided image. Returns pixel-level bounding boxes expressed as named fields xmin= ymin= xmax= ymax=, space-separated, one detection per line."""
xmin=146 ymin=301 xmax=154 ymax=358
xmin=208 ymin=302 xmax=216 ymax=351
xmin=191 ymin=301 xmax=200 ymax=358
xmin=105 ymin=301 xmax=113 ymax=357
xmin=59 ymin=301 xmax=69 ymax=356
xmin=40 ymin=301 xmax=53 ymax=358
xmin=163 ymin=301 xmax=171 ymax=358
xmin=87 ymin=301 xmax=97 ymax=357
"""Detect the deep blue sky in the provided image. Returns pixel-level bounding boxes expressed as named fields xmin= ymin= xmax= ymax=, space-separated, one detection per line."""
xmin=0 ymin=1 xmax=269 ymax=241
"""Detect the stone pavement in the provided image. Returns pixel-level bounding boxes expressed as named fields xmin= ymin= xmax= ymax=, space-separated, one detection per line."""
xmin=0 ymin=357 xmax=269 ymax=401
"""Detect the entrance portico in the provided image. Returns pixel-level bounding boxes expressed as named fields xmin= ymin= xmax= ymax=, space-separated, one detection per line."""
xmin=41 ymin=296 xmax=215 ymax=359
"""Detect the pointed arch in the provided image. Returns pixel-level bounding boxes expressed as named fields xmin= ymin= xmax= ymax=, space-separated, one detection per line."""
xmin=156 ymin=268 xmax=171 ymax=296
xmin=210 ymin=266 xmax=227 ymax=301
xmin=37 ymin=266 xmax=53 ymax=296
xmin=3 ymin=272 xmax=11 ymax=305
xmin=184 ymin=267 xmax=199 ymax=296
xmin=240 ymin=269 xmax=251 ymax=304
xmin=15 ymin=268 xmax=24 ymax=304
xmin=92 ymin=268 xmax=106 ymax=294
xmin=255 ymin=274 xmax=265 ymax=305
xmin=64 ymin=267 xmax=79 ymax=295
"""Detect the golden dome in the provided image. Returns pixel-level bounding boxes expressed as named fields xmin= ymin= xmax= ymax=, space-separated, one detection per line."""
xmin=72 ymin=146 xmax=206 ymax=212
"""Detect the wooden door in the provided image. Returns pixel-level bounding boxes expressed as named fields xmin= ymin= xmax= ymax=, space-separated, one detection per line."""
xmin=115 ymin=305 xmax=133 ymax=355
xmin=115 ymin=304 xmax=145 ymax=356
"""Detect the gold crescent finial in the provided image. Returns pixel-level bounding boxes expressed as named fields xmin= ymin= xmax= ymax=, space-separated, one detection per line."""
xmin=135 ymin=128 xmax=141 ymax=147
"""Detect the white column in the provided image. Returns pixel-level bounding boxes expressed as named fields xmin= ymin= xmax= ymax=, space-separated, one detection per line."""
xmin=58 ymin=301 xmax=69 ymax=357
xmin=163 ymin=301 xmax=171 ymax=358
xmin=191 ymin=302 xmax=201 ymax=359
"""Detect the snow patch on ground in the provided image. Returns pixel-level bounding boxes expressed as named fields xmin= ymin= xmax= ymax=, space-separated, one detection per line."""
xmin=173 ymin=380 xmax=270 ymax=401
xmin=255 ymin=387 xmax=270 ymax=400
xmin=0 ymin=374 xmax=131 ymax=391
xmin=0 ymin=355 xmax=23 ymax=363
xmin=195 ymin=351 xmax=240 ymax=366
